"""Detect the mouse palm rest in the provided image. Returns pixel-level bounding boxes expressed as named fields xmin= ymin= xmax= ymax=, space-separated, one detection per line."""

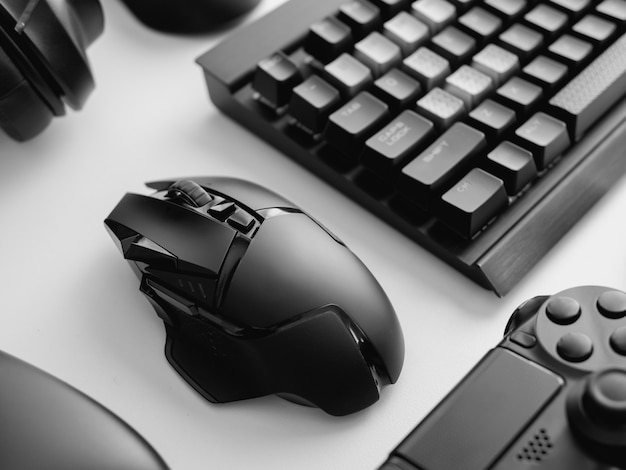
xmin=0 ymin=351 xmax=167 ymax=469
xmin=105 ymin=177 xmax=404 ymax=416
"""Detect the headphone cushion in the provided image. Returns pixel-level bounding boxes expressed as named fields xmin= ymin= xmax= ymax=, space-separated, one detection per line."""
xmin=0 ymin=46 xmax=52 ymax=141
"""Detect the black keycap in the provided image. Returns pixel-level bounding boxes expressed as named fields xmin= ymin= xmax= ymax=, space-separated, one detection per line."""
xmin=399 ymin=122 xmax=486 ymax=210
xmin=458 ymin=7 xmax=502 ymax=41
xmin=550 ymin=0 xmax=590 ymax=16
xmin=471 ymin=44 xmax=519 ymax=85
xmin=411 ymin=0 xmax=457 ymax=33
xmin=437 ymin=168 xmax=508 ymax=238
xmin=485 ymin=0 xmax=526 ymax=17
xmin=372 ymin=0 xmax=411 ymax=17
xmin=597 ymin=0 xmax=626 ymax=22
xmin=252 ymin=52 xmax=302 ymax=108
xmin=515 ymin=112 xmax=570 ymax=169
xmin=495 ymin=76 xmax=543 ymax=116
xmin=468 ymin=99 xmax=516 ymax=141
xmin=325 ymin=91 xmax=389 ymax=154
xmin=522 ymin=55 xmax=568 ymax=91
xmin=548 ymin=35 xmax=593 ymax=68
xmin=550 ymin=31 xmax=626 ymax=141
xmin=524 ymin=4 xmax=569 ymax=38
xmin=338 ymin=0 xmax=382 ymax=38
xmin=383 ymin=11 xmax=429 ymax=55
xmin=372 ymin=68 xmax=422 ymax=110
xmin=449 ymin=0 xmax=475 ymax=12
xmin=324 ymin=53 xmax=373 ymax=96
xmin=416 ymin=87 xmax=466 ymax=129
xmin=431 ymin=26 xmax=477 ymax=66
xmin=354 ymin=31 xmax=402 ymax=76
xmin=484 ymin=141 xmax=538 ymax=194
xmin=499 ymin=24 xmax=544 ymax=60
xmin=288 ymin=75 xmax=341 ymax=134
xmin=572 ymin=14 xmax=616 ymax=44
xmin=305 ymin=17 xmax=353 ymax=63
xmin=444 ymin=65 xmax=493 ymax=108
xmin=403 ymin=47 xmax=451 ymax=90
xmin=361 ymin=110 xmax=435 ymax=177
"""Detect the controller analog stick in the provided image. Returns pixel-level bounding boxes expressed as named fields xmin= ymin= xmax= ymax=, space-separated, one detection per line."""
xmin=568 ymin=368 xmax=626 ymax=459
xmin=582 ymin=369 xmax=626 ymax=426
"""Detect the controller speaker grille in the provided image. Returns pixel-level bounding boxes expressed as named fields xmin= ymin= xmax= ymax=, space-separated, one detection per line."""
xmin=516 ymin=429 xmax=554 ymax=463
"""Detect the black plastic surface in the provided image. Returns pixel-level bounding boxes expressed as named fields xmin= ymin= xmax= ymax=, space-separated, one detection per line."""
xmin=0 ymin=350 xmax=168 ymax=469
xmin=105 ymin=177 xmax=404 ymax=416
xmin=396 ymin=349 xmax=562 ymax=470
xmin=379 ymin=286 xmax=626 ymax=469
xmin=120 ymin=0 xmax=261 ymax=33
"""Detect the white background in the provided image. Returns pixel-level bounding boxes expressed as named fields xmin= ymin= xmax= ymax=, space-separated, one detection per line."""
xmin=2 ymin=1 xmax=626 ymax=468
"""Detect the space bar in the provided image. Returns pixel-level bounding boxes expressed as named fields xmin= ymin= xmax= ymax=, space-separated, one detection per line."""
xmin=549 ymin=32 xmax=626 ymax=141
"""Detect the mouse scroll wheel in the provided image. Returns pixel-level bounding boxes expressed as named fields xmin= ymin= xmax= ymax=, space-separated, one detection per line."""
xmin=166 ymin=180 xmax=213 ymax=207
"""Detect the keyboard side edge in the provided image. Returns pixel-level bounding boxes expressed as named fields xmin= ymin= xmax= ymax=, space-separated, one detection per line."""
xmin=478 ymin=97 xmax=626 ymax=295
xmin=196 ymin=0 xmax=344 ymax=90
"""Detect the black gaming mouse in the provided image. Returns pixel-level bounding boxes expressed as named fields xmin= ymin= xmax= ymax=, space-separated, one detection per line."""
xmin=105 ymin=177 xmax=404 ymax=416
xmin=0 ymin=350 xmax=168 ymax=469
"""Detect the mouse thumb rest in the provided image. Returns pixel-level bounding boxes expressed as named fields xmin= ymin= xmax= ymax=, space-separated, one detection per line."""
xmin=159 ymin=303 xmax=382 ymax=416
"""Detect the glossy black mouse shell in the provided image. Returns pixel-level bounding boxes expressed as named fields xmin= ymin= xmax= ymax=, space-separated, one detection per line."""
xmin=105 ymin=177 xmax=405 ymax=416
xmin=0 ymin=350 xmax=167 ymax=469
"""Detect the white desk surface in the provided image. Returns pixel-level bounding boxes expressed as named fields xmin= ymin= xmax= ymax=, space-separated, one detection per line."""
xmin=2 ymin=1 xmax=626 ymax=469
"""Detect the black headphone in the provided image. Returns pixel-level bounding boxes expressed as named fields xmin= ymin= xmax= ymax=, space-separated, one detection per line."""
xmin=0 ymin=0 xmax=259 ymax=141
xmin=0 ymin=0 xmax=102 ymax=141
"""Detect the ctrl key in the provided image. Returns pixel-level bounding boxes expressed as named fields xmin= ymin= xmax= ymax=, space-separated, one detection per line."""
xmin=437 ymin=168 xmax=508 ymax=238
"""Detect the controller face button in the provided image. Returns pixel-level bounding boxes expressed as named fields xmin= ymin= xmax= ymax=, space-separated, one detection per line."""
xmin=582 ymin=369 xmax=626 ymax=425
xmin=597 ymin=290 xmax=626 ymax=319
xmin=510 ymin=331 xmax=537 ymax=348
xmin=557 ymin=332 xmax=594 ymax=362
xmin=546 ymin=296 xmax=581 ymax=325
xmin=610 ymin=326 xmax=626 ymax=356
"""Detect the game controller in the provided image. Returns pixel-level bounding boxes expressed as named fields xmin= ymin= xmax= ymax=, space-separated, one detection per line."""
xmin=105 ymin=177 xmax=404 ymax=416
xmin=378 ymin=285 xmax=626 ymax=469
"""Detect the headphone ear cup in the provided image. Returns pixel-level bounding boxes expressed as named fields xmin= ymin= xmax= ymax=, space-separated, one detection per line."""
xmin=0 ymin=46 xmax=53 ymax=141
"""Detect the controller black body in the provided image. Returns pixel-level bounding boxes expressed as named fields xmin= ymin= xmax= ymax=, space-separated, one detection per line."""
xmin=379 ymin=286 xmax=626 ymax=470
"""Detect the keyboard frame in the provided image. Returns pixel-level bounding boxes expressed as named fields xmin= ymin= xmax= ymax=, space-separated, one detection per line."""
xmin=197 ymin=0 xmax=626 ymax=296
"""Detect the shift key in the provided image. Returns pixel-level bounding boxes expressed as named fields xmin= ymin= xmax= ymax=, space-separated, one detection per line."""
xmin=399 ymin=122 xmax=486 ymax=210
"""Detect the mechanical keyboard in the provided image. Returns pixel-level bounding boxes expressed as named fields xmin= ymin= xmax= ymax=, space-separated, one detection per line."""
xmin=197 ymin=0 xmax=626 ymax=295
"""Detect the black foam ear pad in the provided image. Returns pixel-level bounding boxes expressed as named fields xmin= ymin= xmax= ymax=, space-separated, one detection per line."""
xmin=0 ymin=0 xmax=103 ymax=141
xmin=0 ymin=46 xmax=52 ymax=141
